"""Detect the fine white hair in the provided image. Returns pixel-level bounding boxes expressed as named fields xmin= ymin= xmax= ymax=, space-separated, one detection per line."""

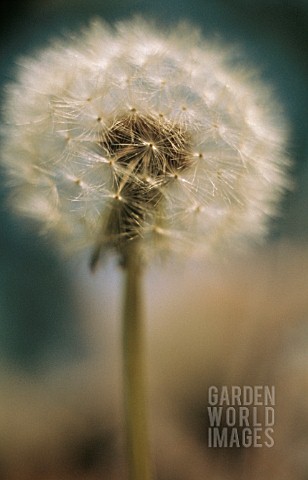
xmin=1 ymin=18 xmax=291 ymax=263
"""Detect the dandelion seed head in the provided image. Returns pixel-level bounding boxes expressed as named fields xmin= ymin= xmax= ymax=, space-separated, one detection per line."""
xmin=1 ymin=18 xmax=291 ymax=265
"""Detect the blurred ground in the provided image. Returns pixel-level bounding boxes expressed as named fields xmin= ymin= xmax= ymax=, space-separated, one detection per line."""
xmin=0 ymin=242 xmax=307 ymax=479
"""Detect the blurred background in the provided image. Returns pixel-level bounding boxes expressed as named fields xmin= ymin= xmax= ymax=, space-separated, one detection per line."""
xmin=0 ymin=1 xmax=307 ymax=479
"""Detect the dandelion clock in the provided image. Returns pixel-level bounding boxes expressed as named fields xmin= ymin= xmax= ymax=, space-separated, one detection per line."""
xmin=1 ymin=18 xmax=291 ymax=480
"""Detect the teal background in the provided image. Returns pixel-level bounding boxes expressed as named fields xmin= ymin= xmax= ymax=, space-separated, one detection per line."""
xmin=0 ymin=0 xmax=307 ymax=371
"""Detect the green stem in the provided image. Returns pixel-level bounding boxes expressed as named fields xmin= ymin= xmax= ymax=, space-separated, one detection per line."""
xmin=122 ymin=247 xmax=151 ymax=480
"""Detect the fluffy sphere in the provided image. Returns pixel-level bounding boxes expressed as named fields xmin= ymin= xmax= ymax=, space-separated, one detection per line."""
xmin=1 ymin=19 xmax=291 ymax=265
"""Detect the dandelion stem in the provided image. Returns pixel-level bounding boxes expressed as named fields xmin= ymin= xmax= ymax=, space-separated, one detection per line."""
xmin=122 ymin=244 xmax=151 ymax=480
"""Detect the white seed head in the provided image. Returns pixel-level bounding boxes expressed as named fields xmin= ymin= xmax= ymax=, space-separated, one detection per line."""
xmin=1 ymin=18 xmax=291 ymax=266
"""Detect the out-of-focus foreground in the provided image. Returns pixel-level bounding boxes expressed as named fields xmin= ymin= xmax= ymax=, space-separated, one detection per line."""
xmin=0 ymin=242 xmax=307 ymax=480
